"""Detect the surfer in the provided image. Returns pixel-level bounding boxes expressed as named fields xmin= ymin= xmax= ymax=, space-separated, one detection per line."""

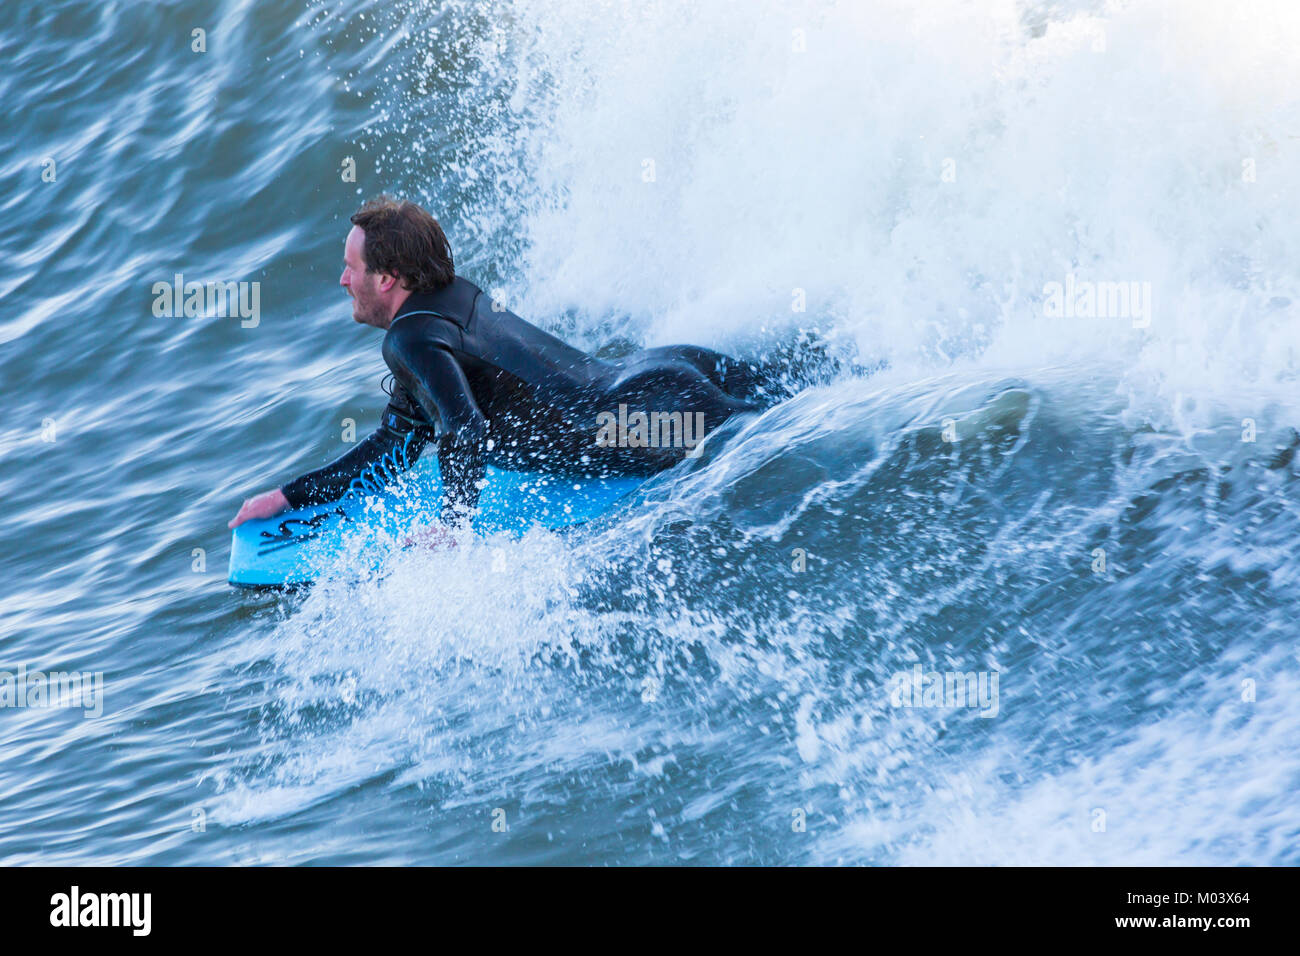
xmin=229 ymin=195 xmax=772 ymax=530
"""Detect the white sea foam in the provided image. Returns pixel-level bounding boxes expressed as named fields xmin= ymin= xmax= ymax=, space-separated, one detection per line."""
xmin=422 ymin=0 xmax=1300 ymax=430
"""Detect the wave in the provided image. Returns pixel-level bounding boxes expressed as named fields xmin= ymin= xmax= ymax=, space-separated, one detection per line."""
xmin=223 ymin=363 xmax=1300 ymax=863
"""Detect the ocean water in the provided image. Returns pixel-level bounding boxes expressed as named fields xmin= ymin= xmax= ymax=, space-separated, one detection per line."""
xmin=3 ymin=0 xmax=1299 ymax=865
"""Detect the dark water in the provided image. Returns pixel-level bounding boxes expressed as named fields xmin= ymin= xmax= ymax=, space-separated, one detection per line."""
xmin=3 ymin=0 xmax=1298 ymax=864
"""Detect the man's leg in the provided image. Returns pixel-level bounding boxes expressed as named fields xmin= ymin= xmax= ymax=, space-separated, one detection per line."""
xmin=623 ymin=345 xmax=770 ymax=405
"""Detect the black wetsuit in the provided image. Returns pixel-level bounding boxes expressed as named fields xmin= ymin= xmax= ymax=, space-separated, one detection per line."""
xmin=282 ymin=276 xmax=768 ymax=520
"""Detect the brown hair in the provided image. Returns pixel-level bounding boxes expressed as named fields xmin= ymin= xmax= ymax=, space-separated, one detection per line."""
xmin=350 ymin=195 xmax=455 ymax=293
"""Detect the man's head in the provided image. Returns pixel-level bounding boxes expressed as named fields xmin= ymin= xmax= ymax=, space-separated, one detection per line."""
xmin=340 ymin=195 xmax=455 ymax=329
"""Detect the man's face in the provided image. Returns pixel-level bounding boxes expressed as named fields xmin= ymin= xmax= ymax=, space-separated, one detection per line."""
xmin=340 ymin=226 xmax=390 ymax=329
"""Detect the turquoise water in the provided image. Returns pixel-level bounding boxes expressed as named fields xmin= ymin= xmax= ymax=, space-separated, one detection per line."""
xmin=3 ymin=0 xmax=1299 ymax=865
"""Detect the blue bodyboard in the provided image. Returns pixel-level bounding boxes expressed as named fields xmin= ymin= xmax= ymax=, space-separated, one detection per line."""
xmin=228 ymin=455 xmax=644 ymax=587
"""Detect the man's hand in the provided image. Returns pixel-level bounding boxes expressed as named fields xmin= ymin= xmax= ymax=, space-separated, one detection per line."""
xmin=228 ymin=488 xmax=290 ymax=529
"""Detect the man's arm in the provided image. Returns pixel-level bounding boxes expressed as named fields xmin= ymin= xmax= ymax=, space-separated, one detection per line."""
xmin=382 ymin=315 xmax=490 ymax=521
xmin=231 ymin=312 xmax=490 ymax=530
xmin=228 ymin=402 xmax=433 ymax=528
xmin=280 ymin=417 xmax=430 ymax=508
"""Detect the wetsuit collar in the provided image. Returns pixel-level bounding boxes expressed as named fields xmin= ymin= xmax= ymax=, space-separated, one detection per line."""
xmin=392 ymin=276 xmax=483 ymax=330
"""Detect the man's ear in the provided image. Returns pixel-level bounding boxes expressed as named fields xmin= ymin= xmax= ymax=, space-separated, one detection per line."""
xmin=377 ymin=272 xmax=402 ymax=293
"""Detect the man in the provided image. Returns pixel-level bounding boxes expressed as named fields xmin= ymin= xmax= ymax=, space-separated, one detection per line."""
xmin=229 ymin=196 xmax=771 ymax=531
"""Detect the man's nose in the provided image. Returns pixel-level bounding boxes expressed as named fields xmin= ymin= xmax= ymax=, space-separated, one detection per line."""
xmin=339 ymin=269 xmax=348 ymax=287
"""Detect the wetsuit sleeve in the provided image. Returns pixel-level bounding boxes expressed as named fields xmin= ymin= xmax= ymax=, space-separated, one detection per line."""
xmin=436 ymin=426 xmax=485 ymax=521
xmin=281 ymin=407 xmax=432 ymax=509
xmin=382 ymin=318 xmax=489 ymax=520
